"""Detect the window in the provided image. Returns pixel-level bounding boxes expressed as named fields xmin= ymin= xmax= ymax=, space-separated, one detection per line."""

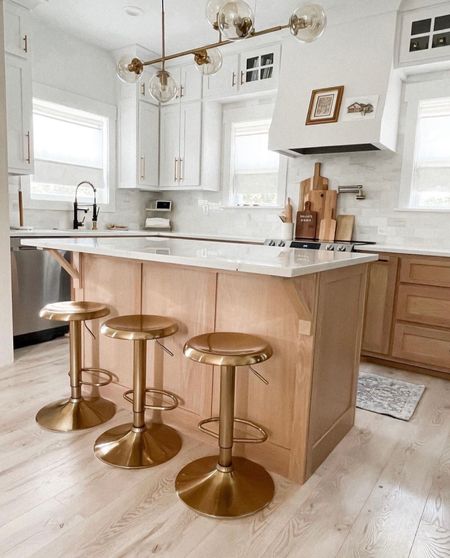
xmin=400 ymin=79 xmax=450 ymax=211
xmin=223 ymin=103 xmax=286 ymax=207
xmin=31 ymin=99 xmax=110 ymax=204
xmin=410 ymin=98 xmax=450 ymax=208
xmin=24 ymin=84 xmax=117 ymax=211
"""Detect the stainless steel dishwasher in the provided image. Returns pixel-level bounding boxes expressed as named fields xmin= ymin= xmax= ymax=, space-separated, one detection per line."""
xmin=10 ymin=238 xmax=70 ymax=347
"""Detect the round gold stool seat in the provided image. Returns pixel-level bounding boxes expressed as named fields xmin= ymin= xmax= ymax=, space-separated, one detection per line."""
xmin=176 ymin=332 xmax=274 ymax=519
xmin=94 ymin=315 xmax=182 ymax=469
xmin=35 ymin=301 xmax=116 ymax=432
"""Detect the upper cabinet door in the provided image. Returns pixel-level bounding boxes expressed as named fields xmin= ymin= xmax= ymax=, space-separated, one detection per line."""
xmin=159 ymin=103 xmax=181 ymax=188
xmin=179 ymin=64 xmax=203 ymax=102
xmin=203 ymin=53 xmax=240 ymax=99
xmin=239 ymin=44 xmax=281 ymax=93
xmin=138 ymin=101 xmax=159 ymax=189
xmin=179 ymin=102 xmax=202 ymax=187
xmin=398 ymin=4 xmax=450 ymax=66
xmin=138 ymin=67 xmax=159 ymax=104
xmin=5 ymin=55 xmax=33 ymax=175
xmin=4 ymin=2 xmax=30 ymax=59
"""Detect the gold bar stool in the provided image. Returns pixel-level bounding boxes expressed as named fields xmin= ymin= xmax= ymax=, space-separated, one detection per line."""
xmin=94 ymin=315 xmax=182 ymax=469
xmin=36 ymin=301 xmax=116 ymax=432
xmin=176 ymin=332 xmax=274 ymax=519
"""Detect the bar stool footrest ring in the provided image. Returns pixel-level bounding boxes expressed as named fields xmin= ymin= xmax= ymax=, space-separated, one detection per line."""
xmin=123 ymin=388 xmax=178 ymax=411
xmin=70 ymin=367 xmax=114 ymax=388
xmin=198 ymin=416 xmax=268 ymax=444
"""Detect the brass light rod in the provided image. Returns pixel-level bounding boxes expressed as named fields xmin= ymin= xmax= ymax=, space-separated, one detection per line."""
xmin=140 ymin=23 xmax=290 ymax=68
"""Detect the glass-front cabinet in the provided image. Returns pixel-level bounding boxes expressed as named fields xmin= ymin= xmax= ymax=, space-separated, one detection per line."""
xmin=398 ymin=3 xmax=450 ymax=66
xmin=240 ymin=45 xmax=281 ymax=92
xmin=204 ymin=43 xmax=281 ymax=98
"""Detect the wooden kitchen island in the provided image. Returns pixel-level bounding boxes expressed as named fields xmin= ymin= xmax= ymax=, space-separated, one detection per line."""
xmin=23 ymin=236 xmax=377 ymax=484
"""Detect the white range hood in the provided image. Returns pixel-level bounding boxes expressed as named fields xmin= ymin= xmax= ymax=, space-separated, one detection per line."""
xmin=269 ymin=7 xmax=403 ymax=156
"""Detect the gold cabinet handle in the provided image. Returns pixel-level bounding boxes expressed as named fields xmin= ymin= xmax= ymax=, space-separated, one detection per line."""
xmin=23 ymin=34 xmax=28 ymax=53
xmin=174 ymin=157 xmax=178 ymax=182
xmin=25 ymin=131 xmax=31 ymax=164
xmin=140 ymin=155 xmax=145 ymax=180
xmin=232 ymin=72 xmax=237 ymax=87
xmin=240 ymin=70 xmax=245 ymax=85
xmin=179 ymin=158 xmax=184 ymax=182
xmin=140 ymin=82 xmax=145 ymax=96
xmin=180 ymin=85 xmax=185 ymax=98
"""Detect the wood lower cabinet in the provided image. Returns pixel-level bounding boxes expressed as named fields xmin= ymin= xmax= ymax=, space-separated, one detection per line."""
xmin=362 ymin=252 xmax=450 ymax=378
xmin=362 ymin=254 xmax=398 ymax=354
xmin=392 ymin=323 xmax=450 ymax=371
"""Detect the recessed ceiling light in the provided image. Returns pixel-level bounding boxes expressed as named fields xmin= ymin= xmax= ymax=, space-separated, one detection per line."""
xmin=124 ymin=5 xmax=144 ymax=17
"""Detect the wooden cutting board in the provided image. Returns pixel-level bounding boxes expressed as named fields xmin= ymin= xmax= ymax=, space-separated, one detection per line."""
xmin=305 ymin=189 xmax=337 ymax=237
xmin=335 ymin=215 xmax=355 ymax=241
xmin=318 ymin=209 xmax=337 ymax=241
xmin=299 ymin=162 xmax=329 ymax=210
xmin=295 ymin=201 xmax=317 ymax=239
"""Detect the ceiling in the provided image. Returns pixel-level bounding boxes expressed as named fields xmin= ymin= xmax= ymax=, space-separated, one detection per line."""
xmin=33 ymin=0 xmax=340 ymax=55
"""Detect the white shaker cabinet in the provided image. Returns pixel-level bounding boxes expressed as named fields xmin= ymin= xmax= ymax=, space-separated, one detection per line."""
xmin=159 ymin=101 xmax=202 ymax=189
xmin=138 ymin=102 xmax=159 ymax=188
xmin=179 ymin=102 xmax=202 ymax=186
xmin=203 ymin=54 xmax=240 ymax=99
xmin=159 ymin=104 xmax=181 ymax=188
xmin=4 ymin=1 xmax=30 ymax=59
xmin=168 ymin=63 xmax=203 ymax=103
xmin=5 ymin=55 xmax=33 ymax=175
xmin=119 ymin=97 xmax=159 ymax=191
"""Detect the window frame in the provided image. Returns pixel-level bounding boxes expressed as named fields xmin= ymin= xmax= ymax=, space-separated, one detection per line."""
xmin=399 ymin=78 xmax=450 ymax=213
xmin=23 ymin=83 xmax=117 ymax=212
xmin=221 ymin=102 xmax=287 ymax=209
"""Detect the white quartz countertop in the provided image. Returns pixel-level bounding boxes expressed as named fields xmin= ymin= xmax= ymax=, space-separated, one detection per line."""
xmin=10 ymin=229 xmax=265 ymax=243
xmin=356 ymin=243 xmax=450 ymax=258
xmin=21 ymin=237 xmax=378 ymax=278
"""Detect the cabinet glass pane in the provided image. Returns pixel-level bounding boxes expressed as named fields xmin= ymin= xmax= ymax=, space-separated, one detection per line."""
xmin=260 ymin=67 xmax=273 ymax=80
xmin=411 ymin=18 xmax=431 ymax=35
xmin=246 ymin=56 xmax=259 ymax=70
xmin=410 ymin=36 xmax=429 ymax=52
xmin=246 ymin=70 xmax=259 ymax=82
xmin=260 ymin=53 xmax=274 ymax=66
xmin=434 ymin=14 xmax=450 ymax=31
xmin=432 ymin=32 xmax=450 ymax=48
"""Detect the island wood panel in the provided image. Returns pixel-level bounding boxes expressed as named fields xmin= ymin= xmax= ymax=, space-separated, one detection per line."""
xmin=362 ymin=254 xmax=398 ymax=354
xmin=141 ymin=262 xmax=216 ymax=424
xmin=78 ymin=254 xmax=142 ymax=391
xmin=396 ymin=283 xmax=450 ymax=329
xmin=213 ymin=272 xmax=305 ymax=451
xmin=211 ymin=271 xmax=321 ymax=482
xmin=307 ymin=264 xmax=368 ymax=476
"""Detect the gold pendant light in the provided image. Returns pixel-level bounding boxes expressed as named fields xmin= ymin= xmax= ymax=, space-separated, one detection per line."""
xmin=116 ymin=1 xmax=327 ymax=101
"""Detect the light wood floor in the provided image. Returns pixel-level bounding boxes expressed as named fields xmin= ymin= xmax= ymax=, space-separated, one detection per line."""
xmin=1 ymin=338 xmax=449 ymax=558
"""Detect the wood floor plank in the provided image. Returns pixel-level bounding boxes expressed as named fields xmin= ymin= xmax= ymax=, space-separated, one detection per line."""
xmin=409 ymin=430 xmax=450 ymax=558
xmin=335 ymin=374 xmax=450 ymax=558
xmin=0 ymin=340 xmax=448 ymax=558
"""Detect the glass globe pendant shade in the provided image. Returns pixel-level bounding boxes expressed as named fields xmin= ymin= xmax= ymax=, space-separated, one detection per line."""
xmin=116 ymin=56 xmax=144 ymax=84
xmin=194 ymin=48 xmax=223 ymax=76
xmin=148 ymin=69 xmax=178 ymax=103
xmin=289 ymin=4 xmax=327 ymax=43
xmin=206 ymin=0 xmax=227 ymax=30
xmin=218 ymin=1 xmax=254 ymax=41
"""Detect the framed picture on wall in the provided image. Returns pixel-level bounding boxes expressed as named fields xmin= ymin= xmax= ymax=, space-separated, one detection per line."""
xmin=306 ymin=86 xmax=344 ymax=125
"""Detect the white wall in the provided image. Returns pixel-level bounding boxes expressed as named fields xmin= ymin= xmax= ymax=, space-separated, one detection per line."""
xmin=8 ymin=17 xmax=155 ymax=230
xmin=0 ymin=1 xmax=14 ymax=366
xmin=167 ymin=78 xmax=450 ymax=248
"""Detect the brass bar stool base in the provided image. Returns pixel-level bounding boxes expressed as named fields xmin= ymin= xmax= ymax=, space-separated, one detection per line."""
xmin=175 ymin=455 xmax=275 ymax=519
xmin=94 ymin=422 xmax=182 ymax=469
xmin=35 ymin=397 xmax=116 ymax=432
